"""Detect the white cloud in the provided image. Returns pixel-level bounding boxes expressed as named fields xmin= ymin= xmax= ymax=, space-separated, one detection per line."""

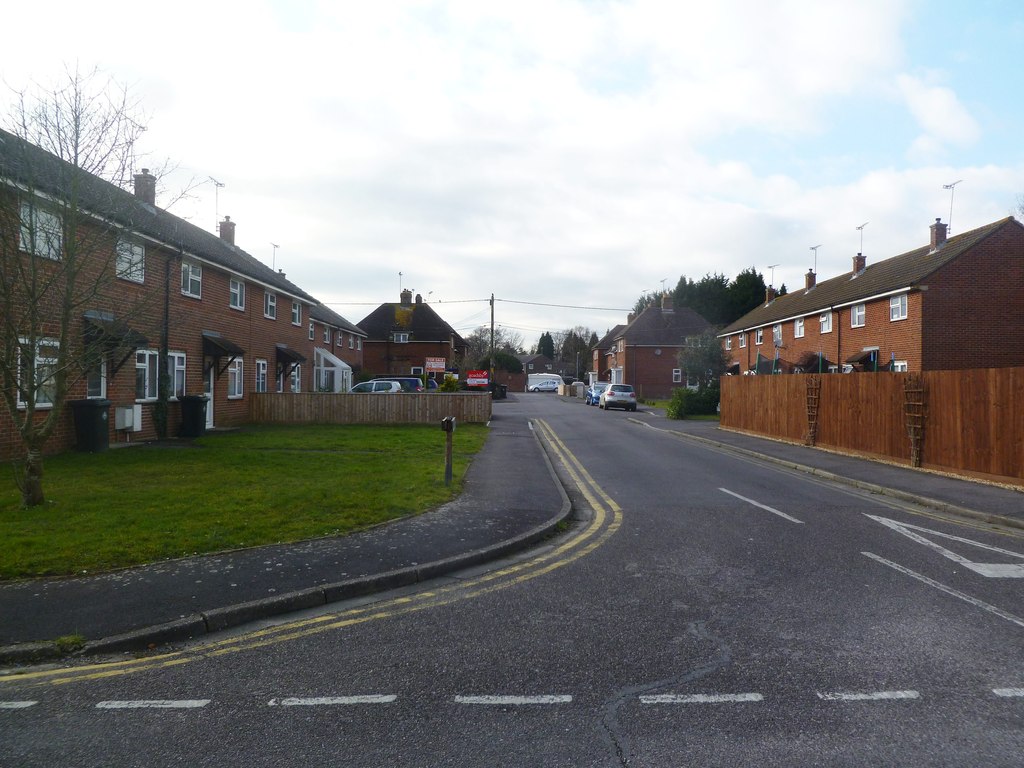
xmin=896 ymin=73 xmax=981 ymax=160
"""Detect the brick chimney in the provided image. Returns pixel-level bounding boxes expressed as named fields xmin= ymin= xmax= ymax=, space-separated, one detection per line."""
xmin=930 ymin=218 xmax=948 ymax=250
xmin=805 ymin=270 xmax=816 ymax=290
xmin=415 ymin=293 xmax=423 ymax=305
xmin=400 ymin=288 xmax=413 ymax=306
xmin=661 ymin=292 xmax=674 ymax=311
xmin=219 ymin=216 xmax=235 ymax=245
xmin=853 ymin=252 xmax=866 ymax=274
xmin=765 ymin=286 xmax=776 ymax=305
xmin=133 ymin=168 xmax=156 ymax=205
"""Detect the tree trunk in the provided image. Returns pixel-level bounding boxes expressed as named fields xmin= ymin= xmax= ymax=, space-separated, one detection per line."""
xmin=22 ymin=447 xmax=45 ymax=507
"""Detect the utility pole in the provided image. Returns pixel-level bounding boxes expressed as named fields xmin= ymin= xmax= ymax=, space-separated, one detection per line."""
xmin=489 ymin=294 xmax=495 ymax=391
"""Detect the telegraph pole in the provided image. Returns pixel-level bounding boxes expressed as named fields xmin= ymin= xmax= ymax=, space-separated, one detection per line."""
xmin=489 ymin=293 xmax=495 ymax=390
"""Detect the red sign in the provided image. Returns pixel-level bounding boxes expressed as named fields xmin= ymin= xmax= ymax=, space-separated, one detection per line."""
xmin=466 ymin=370 xmax=489 ymax=387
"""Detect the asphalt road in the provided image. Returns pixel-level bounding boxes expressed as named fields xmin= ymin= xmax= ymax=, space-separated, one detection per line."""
xmin=4 ymin=394 xmax=1023 ymax=767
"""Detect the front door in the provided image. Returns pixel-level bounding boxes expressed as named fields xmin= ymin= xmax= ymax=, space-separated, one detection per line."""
xmin=204 ymin=366 xmax=214 ymax=429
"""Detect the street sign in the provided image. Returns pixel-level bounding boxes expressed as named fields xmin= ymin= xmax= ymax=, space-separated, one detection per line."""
xmin=425 ymin=357 xmax=445 ymax=372
xmin=466 ymin=370 xmax=489 ymax=387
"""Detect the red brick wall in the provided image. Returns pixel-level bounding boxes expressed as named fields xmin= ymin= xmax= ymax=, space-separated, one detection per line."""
xmin=361 ymin=341 xmax=459 ymax=378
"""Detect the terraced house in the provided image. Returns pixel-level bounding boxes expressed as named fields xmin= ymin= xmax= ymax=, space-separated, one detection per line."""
xmin=0 ymin=128 xmax=362 ymax=461
xmin=718 ymin=217 xmax=1024 ymax=375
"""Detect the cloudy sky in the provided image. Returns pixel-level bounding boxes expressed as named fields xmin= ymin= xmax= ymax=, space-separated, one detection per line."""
xmin=5 ymin=1 xmax=1024 ymax=348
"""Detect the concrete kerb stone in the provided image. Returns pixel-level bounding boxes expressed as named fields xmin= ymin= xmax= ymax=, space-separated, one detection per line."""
xmin=632 ymin=418 xmax=1024 ymax=532
xmin=0 ymin=420 xmax=574 ymax=665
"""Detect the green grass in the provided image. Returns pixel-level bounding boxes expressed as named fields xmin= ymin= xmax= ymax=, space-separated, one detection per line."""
xmin=1 ymin=424 xmax=488 ymax=580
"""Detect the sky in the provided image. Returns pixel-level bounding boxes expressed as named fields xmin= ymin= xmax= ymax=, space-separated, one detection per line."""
xmin=4 ymin=0 xmax=1024 ymax=350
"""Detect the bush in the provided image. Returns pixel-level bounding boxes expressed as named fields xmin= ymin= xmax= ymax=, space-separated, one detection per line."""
xmin=666 ymin=384 xmax=720 ymax=419
xmin=438 ymin=376 xmax=461 ymax=392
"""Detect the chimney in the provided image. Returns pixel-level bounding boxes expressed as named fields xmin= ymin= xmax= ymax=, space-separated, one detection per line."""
xmin=661 ymin=292 xmax=674 ymax=311
xmin=415 ymin=293 xmax=423 ymax=305
xmin=765 ymin=286 xmax=776 ymax=305
xmin=133 ymin=168 xmax=156 ymax=205
xmin=930 ymin=217 xmax=948 ymax=250
xmin=627 ymin=312 xmax=636 ymax=324
xmin=219 ymin=215 xmax=235 ymax=245
xmin=853 ymin=252 xmax=866 ymax=274
xmin=400 ymin=288 xmax=413 ymax=306
xmin=805 ymin=269 xmax=816 ymax=290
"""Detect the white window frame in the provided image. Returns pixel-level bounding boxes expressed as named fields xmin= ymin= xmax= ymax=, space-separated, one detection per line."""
xmin=820 ymin=312 xmax=833 ymax=334
xmin=739 ymin=333 xmax=746 ymax=349
xmin=309 ymin=322 xmax=315 ymax=341
xmin=890 ymin=293 xmax=908 ymax=321
xmin=291 ymin=301 xmax=302 ymax=326
xmin=794 ymin=318 xmax=805 ymax=338
xmin=357 ymin=338 xmax=362 ymax=351
xmin=168 ymin=352 xmax=186 ymax=399
xmin=755 ymin=328 xmax=764 ymax=345
xmin=255 ymin=359 xmax=268 ymax=393
xmin=229 ymin=277 xmax=245 ymax=310
xmin=19 ymin=201 xmax=62 ymax=260
xmin=892 ymin=360 xmax=909 ymax=373
xmin=323 ymin=326 xmax=331 ymax=344
xmin=227 ymin=357 xmax=244 ymax=399
xmin=851 ymin=303 xmax=866 ymax=328
xmin=772 ymin=324 xmax=782 ymax=345
xmin=181 ymin=261 xmax=202 ymax=298
xmin=264 ymin=292 xmax=277 ymax=319
xmin=116 ymin=239 xmax=145 ymax=283
xmin=135 ymin=349 xmax=159 ymax=402
xmin=725 ymin=337 xmax=732 ymax=350
xmin=672 ymin=368 xmax=682 ymax=383
xmin=393 ymin=332 xmax=409 ymax=344
xmin=290 ymin=364 xmax=302 ymax=393
xmin=17 ymin=337 xmax=60 ymax=408
xmin=86 ymin=359 xmax=107 ymax=400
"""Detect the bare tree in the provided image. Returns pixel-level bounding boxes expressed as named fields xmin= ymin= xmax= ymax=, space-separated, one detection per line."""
xmin=0 ymin=67 xmax=150 ymax=506
xmin=459 ymin=324 xmax=525 ymax=369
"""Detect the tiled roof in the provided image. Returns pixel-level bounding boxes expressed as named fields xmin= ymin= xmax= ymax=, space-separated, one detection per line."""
xmin=0 ymin=128 xmax=317 ymax=304
xmin=615 ymin=305 xmax=710 ymax=346
xmin=309 ymin=303 xmax=365 ymax=336
xmin=719 ymin=217 xmax=1021 ymax=335
xmin=594 ymin=325 xmax=625 ymax=349
xmin=357 ymin=300 xmax=467 ymax=349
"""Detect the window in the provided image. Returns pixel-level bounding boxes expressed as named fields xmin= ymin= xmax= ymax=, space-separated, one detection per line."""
xmin=264 ymin=292 xmax=277 ymax=319
xmin=357 ymin=338 xmax=362 ymax=351
xmin=181 ymin=261 xmax=202 ymax=298
xmin=890 ymin=294 xmax=908 ymax=321
xmin=167 ymin=352 xmax=186 ymax=399
xmin=528 ymin=363 xmax=534 ymax=370
xmin=135 ymin=349 xmax=159 ymax=401
xmin=739 ymin=333 xmax=747 ymax=349
xmin=309 ymin=322 xmax=315 ymax=341
xmin=18 ymin=338 xmax=59 ymax=407
xmin=725 ymin=337 xmax=732 ymax=350
xmin=892 ymin=360 xmax=908 ymax=372
xmin=672 ymin=369 xmax=682 ymax=383
xmin=290 ymin=364 xmax=302 ymax=393
xmin=393 ymin=332 xmax=409 ymax=343
xmin=255 ymin=359 xmax=268 ymax=393
xmin=19 ymin=201 xmax=62 ymax=260
xmin=820 ymin=312 xmax=833 ymax=334
xmin=851 ymin=303 xmax=866 ymax=328
xmin=86 ymin=360 xmax=106 ymax=399
xmin=772 ymin=324 xmax=782 ymax=345
xmin=755 ymin=329 xmax=764 ymax=345
xmin=291 ymin=301 xmax=302 ymax=326
xmin=116 ymin=239 xmax=145 ymax=283
xmin=323 ymin=326 xmax=331 ymax=344
xmin=794 ymin=318 xmax=805 ymax=338
xmin=228 ymin=358 xmax=244 ymax=399
xmin=229 ymin=278 xmax=245 ymax=310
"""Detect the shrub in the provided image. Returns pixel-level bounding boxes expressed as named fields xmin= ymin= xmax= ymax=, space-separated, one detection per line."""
xmin=666 ymin=384 xmax=720 ymax=419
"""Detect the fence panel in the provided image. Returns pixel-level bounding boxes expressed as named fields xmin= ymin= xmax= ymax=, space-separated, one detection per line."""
xmin=250 ymin=392 xmax=492 ymax=426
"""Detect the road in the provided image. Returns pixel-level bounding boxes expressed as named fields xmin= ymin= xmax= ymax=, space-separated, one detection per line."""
xmin=4 ymin=394 xmax=1023 ymax=766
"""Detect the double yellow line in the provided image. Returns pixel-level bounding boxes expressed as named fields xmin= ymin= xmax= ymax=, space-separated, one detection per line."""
xmin=4 ymin=419 xmax=622 ymax=688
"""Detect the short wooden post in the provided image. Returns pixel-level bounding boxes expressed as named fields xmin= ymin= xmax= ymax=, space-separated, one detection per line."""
xmin=441 ymin=417 xmax=456 ymax=485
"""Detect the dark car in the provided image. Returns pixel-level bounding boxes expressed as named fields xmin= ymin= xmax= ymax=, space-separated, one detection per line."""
xmin=370 ymin=377 xmax=424 ymax=392
xmin=585 ymin=382 xmax=609 ymax=405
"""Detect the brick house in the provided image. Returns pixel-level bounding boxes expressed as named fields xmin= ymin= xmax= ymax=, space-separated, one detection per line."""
xmin=308 ymin=303 xmax=367 ymax=392
xmin=0 ymin=127 xmax=360 ymax=460
xmin=599 ymin=294 xmax=711 ymax=398
xmin=357 ymin=290 xmax=467 ymax=380
xmin=590 ymin=325 xmax=625 ymax=385
xmin=717 ymin=217 xmax=1024 ymax=374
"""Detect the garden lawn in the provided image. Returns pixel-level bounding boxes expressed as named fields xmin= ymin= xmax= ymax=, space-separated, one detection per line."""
xmin=1 ymin=423 xmax=488 ymax=580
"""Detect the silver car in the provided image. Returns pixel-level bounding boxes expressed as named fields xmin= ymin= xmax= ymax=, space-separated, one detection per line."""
xmin=599 ymin=383 xmax=637 ymax=411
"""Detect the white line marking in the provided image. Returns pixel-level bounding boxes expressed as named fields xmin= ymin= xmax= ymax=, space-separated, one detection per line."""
xmin=817 ymin=690 xmax=919 ymax=702
xmin=866 ymin=515 xmax=1024 ymax=578
xmin=455 ymin=695 xmax=572 ymax=705
xmin=96 ymin=700 xmax=210 ymax=709
xmin=862 ymin=552 xmax=1024 ymax=629
xmin=268 ymin=695 xmax=397 ymax=706
xmin=0 ymin=701 xmax=38 ymax=709
xmin=993 ymin=688 xmax=1024 ymax=698
xmin=719 ymin=488 xmax=804 ymax=524
xmin=640 ymin=693 xmax=763 ymax=704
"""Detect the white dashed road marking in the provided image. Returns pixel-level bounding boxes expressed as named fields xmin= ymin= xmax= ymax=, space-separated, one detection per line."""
xmin=0 ymin=701 xmax=38 ymax=709
xmin=993 ymin=688 xmax=1024 ymax=698
xmin=95 ymin=700 xmax=211 ymax=709
xmin=454 ymin=695 xmax=572 ymax=705
xmin=719 ymin=488 xmax=804 ymax=524
xmin=641 ymin=693 xmax=764 ymax=704
xmin=268 ymin=696 xmax=397 ymax=706
xmin=817 ymin=690 xmax=920 ymax=702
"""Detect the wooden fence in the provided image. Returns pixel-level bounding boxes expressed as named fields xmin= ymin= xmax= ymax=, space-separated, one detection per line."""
xmin=250 ymin=392 xmax=492 ymax=426
xmin=720 ymin=367 xmax=1024 ymax=484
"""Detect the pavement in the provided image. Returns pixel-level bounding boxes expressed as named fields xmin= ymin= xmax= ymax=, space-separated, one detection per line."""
xmin=2 ymin=398 xmax=1022 ymax=665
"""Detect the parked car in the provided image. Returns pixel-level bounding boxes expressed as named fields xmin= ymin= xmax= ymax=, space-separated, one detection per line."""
xmin=370 ymin=377 xmax=424 ymax=392
xmin=585 ymin=382 xmax=609 ymax=405
xmin=351 ymin=380 xmax=402 ymax=393
xmin=599 ymin=383 xmax=637 ymax=411
xmin=528 ymin=378 xmax=560 ymax=392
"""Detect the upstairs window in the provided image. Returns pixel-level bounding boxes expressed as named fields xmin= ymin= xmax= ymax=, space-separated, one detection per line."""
xmin=181 ymin=262 xmax=202 ymax=298
xmin=755 ymin=329 xmax=764 ymax=345
xmin=323 ymin=326 xmax=331 ymax=344
xmin=851 ymin=303 xmax=866 ymax=328
xmin=19 ymin=201 xmax=62 ymax=260
xmin=725 ymin=337 xmax=732 ymax=350
xmin=308 ymin=321 xmax=315 ymax=341
xmin=794 ymin=318 xmax=805 ymax=338
xmin=393 ymin=332 xmax=409 ymax=344
xmin=116 ymin=239 xmax=145 ymax=283
xmin=264 ymin=292 xmax=277 ymax=319
xmin=890 ymin=294 xmax=908 ymax=321
xmin=772 ymin=324 xmax=782 ymax=345
xmin=291 ymin=301 xmax=302 ymax=326
xmin=820 ymin=312 xmax=833 ymax=334
xmin=229 ymin=278 xmax=245 ymax=310
xmin=739 ymin=333 xmax=746 ymax=348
